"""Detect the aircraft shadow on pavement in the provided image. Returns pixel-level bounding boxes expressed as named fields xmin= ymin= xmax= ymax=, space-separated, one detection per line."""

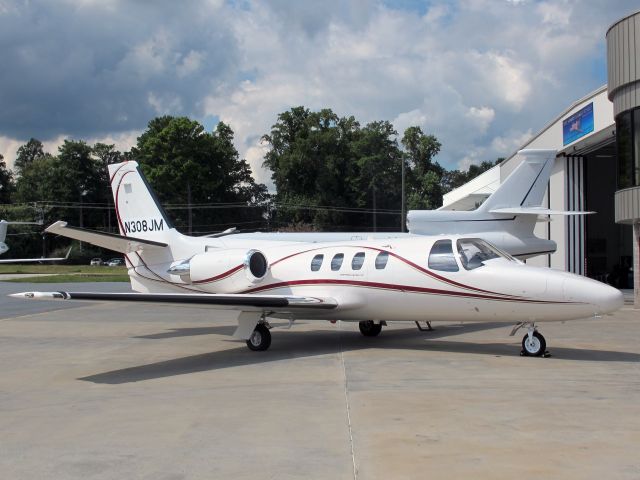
xmin=134 ymin=325 xmax=238 ymax=338
xmin=79 ymin=322 xmax=640 ymax=384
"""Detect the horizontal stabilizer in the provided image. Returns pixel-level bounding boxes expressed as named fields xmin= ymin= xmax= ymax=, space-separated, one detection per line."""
xmin=9 ymin=291 xmax=338 ymax=311
xmin=0 ymin=247 xmax=72 ymax=264
xmin=489 ymin=207 xmax=594 ymax=216
xmin=46 ymin=221 xmax=168 ymax=254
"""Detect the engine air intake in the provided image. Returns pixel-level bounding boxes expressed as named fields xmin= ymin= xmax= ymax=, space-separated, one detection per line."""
xmin=245 ymin=250 xmax=268 ymax=279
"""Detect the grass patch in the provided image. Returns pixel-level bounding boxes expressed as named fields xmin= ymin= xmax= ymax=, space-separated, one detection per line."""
xmin=7 ymin=274 xmax=130 ymax=283
xmin=0 ymin=265 xmax=126 ymax=275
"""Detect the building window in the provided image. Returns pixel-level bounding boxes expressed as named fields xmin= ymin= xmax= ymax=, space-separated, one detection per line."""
xmin=311 ymin=254 xmax=324 ymax=271
xmin=428 ymin=240 xmax=459 ymax=272
xmin=617 ymin=110 xmax=633 ymax=189
xmin=375 ymin=251 xmax=389 ymax=269
xmin=634 ymin=109 xmax=640 ymax=186
xmin=351 ymin=252 xmax=365 ymax=270
xmin=331 ymin=253 xmax=344 ymax=271
xmin=616 ymin=106 xmax=640 ymax=189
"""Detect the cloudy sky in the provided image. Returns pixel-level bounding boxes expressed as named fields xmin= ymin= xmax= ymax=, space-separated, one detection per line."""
xmin=0 ymin=0 xmax=635 ymax=187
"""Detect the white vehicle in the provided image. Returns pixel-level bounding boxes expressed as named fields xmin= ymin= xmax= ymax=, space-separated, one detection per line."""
xmin=0 ymin=220 xmax=71 ymax=264
xmin=10 ymin=161 xmax=622 ymax=356
xmin=226 ymin=149 xmax=589 ymax=260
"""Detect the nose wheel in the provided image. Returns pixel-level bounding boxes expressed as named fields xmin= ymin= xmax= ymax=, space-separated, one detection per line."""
xmin=510 ymin=322 xmax=549 ymax=357
xmin=521 ymin=331 xmax=546 ymax=357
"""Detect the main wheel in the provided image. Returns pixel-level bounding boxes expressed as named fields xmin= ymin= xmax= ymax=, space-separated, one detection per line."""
xmin=359 ymin=320 xmax=382 ymax=337
xmin=246 ymin=324 xmax=272 ymax=351
xmin=521 ymin=331 xmax=546 ymax=357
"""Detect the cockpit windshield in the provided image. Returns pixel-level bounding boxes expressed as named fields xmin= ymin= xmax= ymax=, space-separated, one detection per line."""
xmin=456 ymin=238 xmax=514 ymax=270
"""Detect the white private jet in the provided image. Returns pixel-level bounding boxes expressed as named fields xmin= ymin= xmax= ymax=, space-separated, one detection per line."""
xmin=10 ymin=161 xmax=622 ymax=356
xmin=224 ymin=149 xmax=589 ymax=260
xmin=0 ymin=220 xmax=71 ymax=264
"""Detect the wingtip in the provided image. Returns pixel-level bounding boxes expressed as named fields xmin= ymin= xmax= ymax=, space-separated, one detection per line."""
xmin=45 ymin=220 xmax=68 ymax=233
xmin=8 ymin=291 xmax=65 ymax=300
xmin=9 ymin=292 xmax=34 ymax=299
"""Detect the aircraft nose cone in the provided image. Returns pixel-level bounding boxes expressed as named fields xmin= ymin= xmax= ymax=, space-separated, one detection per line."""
xmin=563 ymin=278 xmax=624 ymax=314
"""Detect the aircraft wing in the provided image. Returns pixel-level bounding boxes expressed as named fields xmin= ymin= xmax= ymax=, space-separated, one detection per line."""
xmin=488 ymin=207 xmax=594 ymax=215
xmin=0 ymin=247 xmax=72 ymax=264
xmin=8 ymin=291 xmax=338 ymax=312
xmin=46 ymin=221 xmax=167 ymax=253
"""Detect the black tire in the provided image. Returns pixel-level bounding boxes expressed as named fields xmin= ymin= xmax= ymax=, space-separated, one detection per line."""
xmin=521 ymin=331 xmax=546 ymax=357
xmin=246 ymin=324 xmax=272 ymax=351
xmin=359 ymin=320 xmax=382 ymax=337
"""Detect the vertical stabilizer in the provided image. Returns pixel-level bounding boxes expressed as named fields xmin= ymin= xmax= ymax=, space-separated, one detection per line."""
xmin=0 ymin=220 xmax=8 ymax=254
xmin=108 ymin=162 xmax=178 ymax=244
xmin=478 ymin=149 xmax=556 ymax=212
xmin=0 ymin=220 xmax=7 ymax=244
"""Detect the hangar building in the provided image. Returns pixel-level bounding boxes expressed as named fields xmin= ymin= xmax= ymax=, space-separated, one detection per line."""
xmin=442 ymin=10 xmax=640 ymax=306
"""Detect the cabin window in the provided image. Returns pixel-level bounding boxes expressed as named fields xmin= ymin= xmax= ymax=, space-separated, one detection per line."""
xmin=331 ymin=253 xmax=344 ymax=271
xmin=375 ymin=251 xmax=389 ymax=269
xmin=351 ymin=252 xmax=365 ymax=270
xmin=311 ymin=254 xmax=324 ymax=271
xmin=428 ymin=240 xmax=459 ymax=272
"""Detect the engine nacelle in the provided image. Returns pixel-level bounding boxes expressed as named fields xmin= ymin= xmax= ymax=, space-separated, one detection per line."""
xmin=170 ymin=248 xmax=269 ymax=292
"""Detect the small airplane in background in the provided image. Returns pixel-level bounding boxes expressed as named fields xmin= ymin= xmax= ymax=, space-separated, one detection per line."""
xmin=10 ymin=160 xmax=622 ymax=357
xmin=227 ymin=149 xmax=591 ymax=260
xmin=0 ymin=220 xmax=71 ymax=264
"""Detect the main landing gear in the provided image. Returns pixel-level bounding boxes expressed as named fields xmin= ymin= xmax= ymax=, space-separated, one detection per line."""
xmin=246 ymin=323 xmax=271 ymax=351
xmin=359 ymin=320 xmax=383 ymax=337
xmin=510 ymin=322 xmax=549 ymax=357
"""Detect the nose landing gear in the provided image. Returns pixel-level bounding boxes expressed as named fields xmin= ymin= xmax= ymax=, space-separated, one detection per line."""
xmin=510 ymin=322 xmax=549 ymax=357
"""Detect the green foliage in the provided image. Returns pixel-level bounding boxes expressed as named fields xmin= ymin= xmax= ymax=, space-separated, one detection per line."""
xmin=3 ymin=110 xmax=503 ymax=259
xmin=0 ymin=154 xmax=13 ymax=204
xmin=14 ymin=138 xmax=45 ymax=177
xmin=263 ymin=108 xmax=404 ymax=230
xmin=401 ymin=126 xmax=443 ymax=210
xmin=132 ymin=116 xmax=268 ymax=232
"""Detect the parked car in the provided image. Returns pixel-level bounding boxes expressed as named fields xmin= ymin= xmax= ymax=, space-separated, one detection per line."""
xmin=90 ymin=257 xmax=103 ymax=266
xmin=107 ymin=258 xmax=124 ymax=267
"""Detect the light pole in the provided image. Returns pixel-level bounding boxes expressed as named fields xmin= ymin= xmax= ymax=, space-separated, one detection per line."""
xmin=401 ymin=155 xmax=406 ymax=232
xmin=79 ymin=189 xmax=88 ymax=252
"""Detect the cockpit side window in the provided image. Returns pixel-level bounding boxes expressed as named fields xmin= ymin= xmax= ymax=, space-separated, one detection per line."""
xmin=428 ymin=240 xmax=459 ymax=272
xmin=457 ymin=238 xmax=509 ymax=270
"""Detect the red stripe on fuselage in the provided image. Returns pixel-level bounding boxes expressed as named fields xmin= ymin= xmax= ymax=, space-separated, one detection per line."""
xmin=192 ymin=264 xmax=244 ymax=284
xmin=242 ymin=278 xmax=574 ymax=304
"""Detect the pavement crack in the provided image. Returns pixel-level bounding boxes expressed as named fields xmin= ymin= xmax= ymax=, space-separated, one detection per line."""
xmin=338 ymin=321 xmax=358 ymax=480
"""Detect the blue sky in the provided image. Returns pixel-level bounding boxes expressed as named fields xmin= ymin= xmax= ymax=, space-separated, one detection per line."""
xmin=0 ymin=0 xmax=636 ymax=187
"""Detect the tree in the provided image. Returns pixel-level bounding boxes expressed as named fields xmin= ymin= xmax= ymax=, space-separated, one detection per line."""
xmin=0 ymin=154 xmax=13 ymax=204
xmin=401 ymin=126 xmax=443 ymax=210
xmin=132 ymin=116 xmax=268 ymax=233
xmin=263 ymin=108 xmax=448 ymax=231
xmin=352 ymin=120 xmax=403 ymax=230
xmin=262 ymin=107 xmax=362 ymax=229
xmin=14 ymin=138 xmax=46 ymax=177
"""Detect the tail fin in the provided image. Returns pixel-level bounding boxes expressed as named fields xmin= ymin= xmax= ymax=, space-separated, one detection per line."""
xmin=478 ymin=149 xmax=555 ymax=212
xmin=0 ymin=220 xmax=7 ymax=244
xmin=108 ymin=162 xmax=178 ymax=243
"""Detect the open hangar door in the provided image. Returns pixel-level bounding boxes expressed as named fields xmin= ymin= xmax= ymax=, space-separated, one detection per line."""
xmin=579 ymin=140 xmax=633 ymax=287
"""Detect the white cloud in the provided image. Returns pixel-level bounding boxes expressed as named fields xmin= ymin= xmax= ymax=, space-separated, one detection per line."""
xmin=1 ymin=131 xmax=140 ymax=171
xmin=0 ymin=0 xmax=634 ymax=181
xmin=465 ymin=107 xmax=496 ymax=134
